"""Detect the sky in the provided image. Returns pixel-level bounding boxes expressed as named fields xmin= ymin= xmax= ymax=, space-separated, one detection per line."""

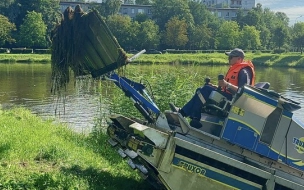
xmin=256 ymin=0 xmax=304 ymax=25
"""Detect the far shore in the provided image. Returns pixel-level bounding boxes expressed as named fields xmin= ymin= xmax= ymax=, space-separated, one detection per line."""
xmin=0 ymin=52 xmax=304 ymax=67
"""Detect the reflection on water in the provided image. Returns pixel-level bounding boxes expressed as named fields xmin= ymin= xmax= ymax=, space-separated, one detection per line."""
xmin=0 ymin=63 xmax=109 ymax=132
xmin=255 ymin=67 xmax=304 ymax=122
xmin=282 ymin=90 xmax=304 ymax=122
xmin=27 ymin=93 xmax=108 ymax=133
xmin=0 ymin=63 xmax=303 ymax=132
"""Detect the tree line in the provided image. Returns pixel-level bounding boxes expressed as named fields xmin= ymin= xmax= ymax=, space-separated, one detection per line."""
xmin=0 ymin=0 xmax=303 ymax=53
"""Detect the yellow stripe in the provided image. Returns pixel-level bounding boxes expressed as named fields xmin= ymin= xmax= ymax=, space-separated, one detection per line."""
xmin=228 ymin=117 xmax=260 ymax=135
xmin=229 ymin=116 xmax=302 ymax=165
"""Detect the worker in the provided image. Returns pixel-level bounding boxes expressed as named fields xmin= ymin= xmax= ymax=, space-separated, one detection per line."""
xmin=170 ymin=48 xmax=255 ymax=120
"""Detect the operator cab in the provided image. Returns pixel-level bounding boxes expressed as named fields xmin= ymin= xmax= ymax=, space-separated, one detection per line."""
xmin=193 ymin=81 xmax=272 ymax=135
xmin=165 ymin=80 xmax=272 ymax=137
xmin=202 ymin=81 xmax=271 ymax=118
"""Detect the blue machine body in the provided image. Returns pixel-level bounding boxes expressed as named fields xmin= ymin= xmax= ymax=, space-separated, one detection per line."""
xmin=221 ymin=85 xmax=304 ymax=172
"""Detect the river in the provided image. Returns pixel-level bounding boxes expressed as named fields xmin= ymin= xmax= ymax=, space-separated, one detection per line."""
xmin=0 ymin=63 xmax=303 ymax=132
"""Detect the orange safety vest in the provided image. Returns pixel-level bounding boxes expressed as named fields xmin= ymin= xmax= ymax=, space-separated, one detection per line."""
xmin=225 ymin=61 xmax=255 ymax=89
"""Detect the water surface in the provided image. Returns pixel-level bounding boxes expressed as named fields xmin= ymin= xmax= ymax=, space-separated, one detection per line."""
xmin=0 ymin=63 xmax=303 ymax=132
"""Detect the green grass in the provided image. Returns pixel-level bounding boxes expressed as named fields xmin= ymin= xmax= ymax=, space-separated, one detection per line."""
xmin=131 ymin=52 xmax=304 ymax=67
xmin=131 ymin=53 xmax=229 ymax=65
xmin=2 ymin=52 xmax=304 ymax=67
xmin=104 ymin=64 xmax=227 ymax=120
xmin=0 ymin=54 xmax=51 ymax=63
xmin=0 ymin=107 xmax=153 ymax=189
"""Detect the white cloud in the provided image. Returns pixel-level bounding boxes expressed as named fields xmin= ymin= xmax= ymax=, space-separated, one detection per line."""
xmin=274 ymin=6 xmax=304 ymax=19
xmin=256 ymin=0 xmax=304 ymax=25
xmin=271 ymin=6 xmax=304 ymax=25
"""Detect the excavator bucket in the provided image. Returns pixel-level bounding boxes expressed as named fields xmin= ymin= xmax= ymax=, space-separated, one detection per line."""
xmin=51 ymin=5 xmax=128 ymax=91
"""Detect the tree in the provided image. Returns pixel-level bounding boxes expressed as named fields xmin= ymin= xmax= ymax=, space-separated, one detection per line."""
xmin=164 ymin=16 xmax=188 ymax=48
xmin=0 ymin=0 xmax=14 ymax=14
xmin=129 ymin=21 xmax=141 ymax=50
xmin=261 ymin=8 xmax=277 ymax=30
xmin=275 ymin=12 xmax=289 ymax=27
xmin=152 ymin=0 xmax=194 ymax=31
xmin=259 ymin=26 xmax=271 ymax=49
xmin=3 ymin=0 xmax=60 ymax=47
xmin=253 ymin=3 xmax=263 ymax=13
xmin=291 ymin=22 xmax=304 ymax=54
xmin=106 ymin=15 xmax=133 ymax=49
xmin=243 ymin=10 xmax=261 ymax=27
xmin=18 ymin=11 xmax=47 ymax=48
xmin=135 ymin=0 xmax=151 ymax=5
xmin=188 ymin=24 xmax=212 ymax=50
xmin=235 ymin=9 xmax=246 ymax=28
xmin=36 ymin=0 xmax=61 ymax=42
xmin=188 ymin=1 xmax=217 ymax=26
xmin=206 ymin=20 xmax=222 ymax=49
xmin=137 ymin=20 xmax=160 ymax=49
xmin=272 ymin=25 xmax=289 ymax=50
xmin=0 ymin=14 xmax=16 ymax=46
xmin=106 ymin=0 xmax=122 ymax=15
xmin=216 ymin=21 xmax=240 ymax=49
xmin=134 ymin=13 xmax=149 ymax=23
xmin=8 ymin=0 xmax=60 ymax=28
xmin=0 ymin=0 xmax=14 ymax=7
xmin=95 ymin=0 xmax=121 ymax=17
xmin=240 ymin=25 xmax=261 ymax=50
xmin=0 ymin=0 xmax=15 ymax=19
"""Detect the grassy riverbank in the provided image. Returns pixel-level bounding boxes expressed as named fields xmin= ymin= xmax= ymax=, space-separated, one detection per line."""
xmin=133 ymin=52 xmax=304 ymax=67
xmin=0 ymin=54 xmax=50 ymax=63
xmin=0 ymin=107 xmax=153 ymax=189
xmin=1 ymin=52 xmax=304 ymax=67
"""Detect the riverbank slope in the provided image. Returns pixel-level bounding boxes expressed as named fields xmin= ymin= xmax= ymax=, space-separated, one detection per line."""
xmin=0 ymin=107 xmax=153 ymax=189
xmin=1 ymin=52 xmax=304 ymax=67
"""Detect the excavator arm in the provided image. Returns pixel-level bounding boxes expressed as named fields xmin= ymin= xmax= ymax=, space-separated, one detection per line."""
xmin=105 ymin=72 xmax=160 ymax=123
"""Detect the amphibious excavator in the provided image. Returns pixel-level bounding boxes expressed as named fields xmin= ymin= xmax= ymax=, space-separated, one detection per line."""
xmin=51 ymin=7 xmax=304 ymax=189
xmin=105 ymin=52 xmax=304 ymax=190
